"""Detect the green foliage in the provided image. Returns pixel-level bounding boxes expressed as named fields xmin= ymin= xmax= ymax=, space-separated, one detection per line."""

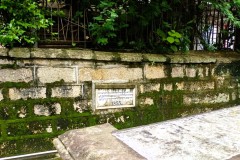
xmin=206 ymin=0 xmax=240 ymax=27
xmin=156 ymin=29 xmax=182 ymax=52
xmin=89 ymin=0 xmax=128 ymax=45
xmin=0 ymin=0 xmax=52 ymax=47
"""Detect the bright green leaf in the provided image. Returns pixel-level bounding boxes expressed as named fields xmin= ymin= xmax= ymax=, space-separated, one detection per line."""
xmin=167 ymin=37 xmax=175 ymax=43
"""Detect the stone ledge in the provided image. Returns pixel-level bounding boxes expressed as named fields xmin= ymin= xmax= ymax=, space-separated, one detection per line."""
xmin=9 ymin=48 xmax=30 ymax=58
xmin=0 ymin=48 xmax=9 ymax=57
xmin=5 ymin=48 xmax=240 ymax=64
xmin=53 ymin=123 xmax=145 ymax=160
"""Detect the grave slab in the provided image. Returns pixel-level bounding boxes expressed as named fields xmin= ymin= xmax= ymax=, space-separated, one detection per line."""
xmin=53 ymin=123 xmax=145 ymax=160
xmin=54 ymin=106 xmax=240 ymax=160
xmin=113 ymin=106 xmax=240 ymax=160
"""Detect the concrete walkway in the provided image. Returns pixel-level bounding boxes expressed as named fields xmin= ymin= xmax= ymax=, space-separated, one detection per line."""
xmin=54 ymin=106 xmax=240 ymax=160
xmin=113 ymin=106 xmax=240 ymax=160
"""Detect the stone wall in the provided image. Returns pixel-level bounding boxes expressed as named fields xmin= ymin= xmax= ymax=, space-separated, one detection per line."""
xmin=0 ymin=48 xmax=240 ymax=157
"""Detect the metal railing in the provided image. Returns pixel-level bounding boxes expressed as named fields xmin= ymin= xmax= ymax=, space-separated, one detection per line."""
xmin=0 ymin=150 xmax=58 ymax=160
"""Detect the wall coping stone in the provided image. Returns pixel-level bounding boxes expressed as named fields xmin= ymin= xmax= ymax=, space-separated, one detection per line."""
xmin=0 ymin=48 xmax=8 ymax=57
xmin=9 ymin=48 xmax=31 ymax=58
xmin=1 ymin=48 xmax=240 ymax=64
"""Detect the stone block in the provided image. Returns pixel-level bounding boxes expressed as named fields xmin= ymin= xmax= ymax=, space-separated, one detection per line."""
xmin=31 ymin=48 xmax=65 ymax=58
xmin=141 ymin=83 xmax=160 ymax=93
xmin=184 ymin=81 xmax=215 ymax=91
xmin=119 ymin=53 xmax=143 ymax=62
xmin=51 ymin=85 xmax=82 ymax=98
xmin=164 ymin=83 xmax=173 ymax=91
xmin=198 ymin=68 xmax=204 ymax=77
xmin=0 ymin=89 xmax=3 ymax=101
xmin=34 ymin=103 xmax=61 ymax=116
xmin=232 ymin=92 xmax=237 ymax=101
xmin=171 ymin=66 xmax=184 ymax=78
xmin=186 ymin=68 xmax=197 ymax=78
xmin=205 ymin=67 xmax=210 ymax=77
xmin=52 ymin=103 xmax=61 ymax=114
xmin=9 ymin=87 xmax=46 ymax=100
xmin=143 ymin=54 xmax=167 ymax=62
xmin=31 ymin=48 xmax=94 ymax=60
xmin=0 ymin=48 xmax=8 ymax=56
xmin=166 ymin=54 xmax=216 ymax=63
xmin=79 ymin=67 xmax=143 ymax=81
xmin=176 ymin=82 xmax=184 ymax=90
xmin=73 ymin=100 xmax=88 ymax=113
xmin=66 ymin=49 xmax=94 ymax=60
xmin=144 ymin=64 xmax=165 ymax=79
xmin=37 ymin=67 xmax=77 ymax=84
xmin=17 ymin=106 xmax=27 ymax=118
xmin=0 ymin=68 xmax=33 ymax=82
xmin=0 ymin=59 xmax=14 ymax=65
xmin=34 ymin=105 xmax=50 ymax=116
xmin=183 ymin=93 xmax=229 ymax=105
xmin=9 ymin=48 xmax=30 ymax=58
xmin=94 ymin=51 xmax=116 ymax=61
xmin=143 ymin=98 xmax=154 ymax=105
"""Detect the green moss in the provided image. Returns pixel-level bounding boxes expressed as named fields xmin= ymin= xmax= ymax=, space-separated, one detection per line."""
xmin=111 ymin=52 xmax=121 ymax=61
xmin=46 ymin=79 xmax=65 ymax=98
xmin=0 ymin=62 xmax=20 ymax=69
xmin=0 ymin=137 xmax=55 ymax=157
xmin=0 ymin=82 xmax=31 ymax=89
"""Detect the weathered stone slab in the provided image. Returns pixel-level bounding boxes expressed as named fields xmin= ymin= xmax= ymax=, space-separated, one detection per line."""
xmin=51 ymin=85 xmax=82 ymax=98
xmin=73 ymin=100 xmax=88 ymax=113
xmin=119 ymin=53 xmax=143 ymax=62
xmin=143 ymin=54 xmax=167 ymax=62
xmin=0 ymin=68 xmax=33 ymax=82
xmin=79 ymin=67 xmax=143 ymax=81
xmin=37 ymin=67 xmax=77 ymax=84
xmin=0 ymin=48 xmax=8 ymax=56
xmin=34 ymin=103 xmax=61 ymax=116
xmin=94 ymin=51 xmax=116 ymax=61
xmin=184 ymin=81 xmax=215 ymax=91
xmin=172 ymin=66 xmax=184 ymax=78
xmin=0 ymin=59 xmax=14 ymax=65
xmin=31 ymin=48 xmax=94 ymax=60
xmin=183 ymin=92 xmax=230 ymax=105
xmin=163 ymin=83 xmax=173 ymax=91
xmin=144 ymin=64 xmax=165 ymax=79
xmin=8 ymin=48 xmax=30 ymax=58
xmin=9 ymin=87 xmax=46 ymax=100
xmin=31 ymin=48 xmax=65 ymax=58
xmin=186 ymin=67 xmax=197 ymax=77
xmin=113 ymin=106 xmax=240 ymax=160
xmin=166 ymin=54 xmax=217 ymax=63
xmin=53 ymin=123 xmax=145 ymax=160
xmin=139 ymin=83 xmax=160 ymax=93
xmin=65 ymin=49 xmax=94 ymax=60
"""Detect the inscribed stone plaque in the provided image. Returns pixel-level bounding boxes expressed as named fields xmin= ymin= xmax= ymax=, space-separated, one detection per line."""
xmin=95 ymin=88 xmax=135 ymax=109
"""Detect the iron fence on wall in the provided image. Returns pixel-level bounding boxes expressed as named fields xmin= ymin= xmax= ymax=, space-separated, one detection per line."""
xmin=37 ymin=0 xmax=239 ymax=51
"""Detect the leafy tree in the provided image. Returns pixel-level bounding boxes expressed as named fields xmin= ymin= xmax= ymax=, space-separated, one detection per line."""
xmin=0 ymin=0 xmax=52 ymax=47
xmin=88 ymin=0 xmax=129 ymax=46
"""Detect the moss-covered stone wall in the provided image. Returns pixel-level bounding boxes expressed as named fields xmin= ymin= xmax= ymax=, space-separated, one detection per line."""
xmin=0 ymin=48 xmax=240 ymax=157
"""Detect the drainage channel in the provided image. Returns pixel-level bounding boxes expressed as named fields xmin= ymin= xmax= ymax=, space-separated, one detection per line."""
xmin=0 ymin=150 xmax=58 ymax=160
